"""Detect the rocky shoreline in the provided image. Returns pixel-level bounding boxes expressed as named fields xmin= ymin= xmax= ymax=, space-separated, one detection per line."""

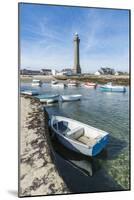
xmin=19 ymin=95 xmax=69 ymax=197
xmin=20 ymin=74 xmax=129 ymax=85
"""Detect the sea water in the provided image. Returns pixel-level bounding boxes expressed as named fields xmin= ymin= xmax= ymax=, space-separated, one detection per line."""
xmin=21 ymin=83 xmax=130 ymax=192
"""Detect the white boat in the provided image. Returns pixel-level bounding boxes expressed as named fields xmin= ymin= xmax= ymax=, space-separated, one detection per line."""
xmin=51 ymin=83 xmax=65 ymax=88
xmin=84 ymin=82 xmax=96 ymax=88
xmin=36 ymin=94 xmax=59 ymax=103
xmin=32 ymin=79 xmax=42 ymax=86
xmin=59 ymin=94 xmax=82 ymax=102
xmin=51 ymin=80 xmax=58 ymax=84
xmin=67 ymin=83 xmax=77 ymax=87
xmin=21 ymin=90 xmax=39 ymax=96
xmin=67 ymin=80 xmax=78 ymax=87
xmin=100 ymin=82 xmax=126 ymax=92
xmin=50 ymin=116 xmax=109 ymax=157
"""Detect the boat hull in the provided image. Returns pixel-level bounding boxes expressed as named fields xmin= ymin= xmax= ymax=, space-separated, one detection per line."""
xmin=54 ymin=130 xmax=108 ymax=157
xmin=36 ymin=94 xmax=59 ymax=103
xmin=60 ymin=95 xmax=82 ymax=102
xmin=67 ymin=83 xmax=77 ymax=87
xmin=40 ymin=97 xmax=59 ymax=103
xmin=32 ymin=83 xmax=42 ymax=87
xmin=56 ymin=133 xmax=92 ymax=156
xmin=100 ymin=86 xmax=126 ymax=92
xmin=84 ymin=85 xmax=95 ymax=88
xmin=21 ymin=90 xmax=39 ymax=96
xmin=51 ymin=83 xmax=65 ymax=88
xmin=84 ymin=83 xmax=96 ymax=88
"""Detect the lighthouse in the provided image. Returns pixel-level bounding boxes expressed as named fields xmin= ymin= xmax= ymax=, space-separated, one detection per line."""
xmin=73 ymin=33 xmax=81 ymax=74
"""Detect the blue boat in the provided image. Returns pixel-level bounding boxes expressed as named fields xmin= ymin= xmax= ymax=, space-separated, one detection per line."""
xmin=21 ymin=90 xmax=39 ymax=96
xmin=100 ymin=82 xmax=126 ymax=92
xmin=35 ymin=94 xmax=59 ymax=103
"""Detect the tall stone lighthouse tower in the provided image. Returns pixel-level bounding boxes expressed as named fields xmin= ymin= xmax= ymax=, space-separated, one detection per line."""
xmin=73 ymin=33 xmax=81 ymax=74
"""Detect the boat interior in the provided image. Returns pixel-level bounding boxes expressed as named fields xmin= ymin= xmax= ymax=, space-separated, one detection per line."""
xmin=53 ymin=120 xmax=100 ymax=147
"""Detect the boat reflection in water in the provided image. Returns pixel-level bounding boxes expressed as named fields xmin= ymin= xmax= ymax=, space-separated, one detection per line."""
xmin=51 ymin=136 xmax=93 ymax=176
xmin=51 ymin=136 xmax=124 ymax=193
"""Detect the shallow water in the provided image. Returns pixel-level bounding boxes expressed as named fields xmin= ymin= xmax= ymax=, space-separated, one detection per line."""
xmin=21 ymin=82 xmax=130 ymax=192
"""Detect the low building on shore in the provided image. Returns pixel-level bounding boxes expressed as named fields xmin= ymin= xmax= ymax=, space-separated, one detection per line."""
xmin=40 ymin=69 xmax=52 ymax=75
xmin=61 ymin=68 xmax=73 ymax=76
xmin=56 ymin=68 xmax=73 ymax=76
xmin=20 ymin=69 xmax=41 ymax=75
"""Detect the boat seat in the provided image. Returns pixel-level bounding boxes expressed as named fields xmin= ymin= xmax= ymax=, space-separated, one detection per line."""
xmin=67 ymin=127 xmax=84 ymax=139
xmin=77 ymin=135 xmax=97 ymax=147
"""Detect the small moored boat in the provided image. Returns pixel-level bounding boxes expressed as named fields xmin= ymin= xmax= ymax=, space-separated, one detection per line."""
xmin=21 ymin=90 xmax=39 ymax=96
xmin=67 ymin=83 xmax=77 ymax=87
xmin=84 ymin=82 xmax=96 ymax=88
xmin=100 ymin=82 xmax=126 ymax=92
xmin=50 ymin=116 xmax=109 ymax=157
xmin=59 ymin=94 xmax=82 ymax=102
xmin=67 ymin=80 xmax=77 ymax=87
xmin=36 ymin=94 xmax=59 ymax=103
xmin=32 ymin=79 xmax=42 ymax=87
xmin=51 ymin=83 xmax=65 ymax=88
xmin=51 ymin=80 xmax=58 ymax=84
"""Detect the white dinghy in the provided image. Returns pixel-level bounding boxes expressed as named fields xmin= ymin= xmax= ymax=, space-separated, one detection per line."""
xmin=50 ymin=116 xmax=109 ymax=157
xmin=31 ymin=79 xmax=42 ymax=87
xmin=67 ymin=83 xmax=77 ymax=87
xmin=51 ymin=83 xmax=65 ymax=88
xmin=59 ymin=94 xmax=82 ymax=102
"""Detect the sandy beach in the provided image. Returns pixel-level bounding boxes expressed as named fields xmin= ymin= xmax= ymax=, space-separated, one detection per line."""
xmin=19 ymin=95 xmax=69 ymax=197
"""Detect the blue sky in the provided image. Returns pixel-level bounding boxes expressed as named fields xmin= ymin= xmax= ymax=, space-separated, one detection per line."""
xmin=20 ymin=3 xmax=130 ymax=73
